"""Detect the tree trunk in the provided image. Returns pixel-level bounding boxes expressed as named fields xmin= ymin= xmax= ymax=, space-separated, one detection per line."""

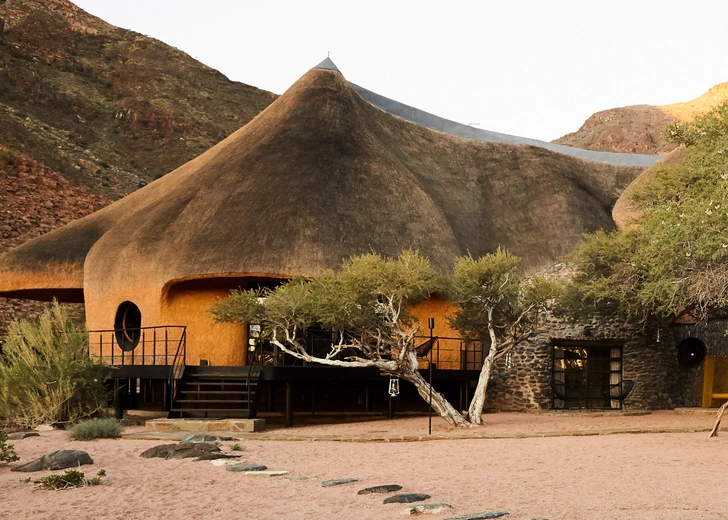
xmin=399 ymin=368 xmax=471 ymax=428
xmin=468 ymin=309 xmax=499 ymax=425
xmin=709 ymin=400 xmax=728 ymax=438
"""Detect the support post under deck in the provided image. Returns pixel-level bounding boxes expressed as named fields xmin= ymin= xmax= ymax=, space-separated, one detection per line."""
xmin=285 ymin=381 xmax=293 ymax=428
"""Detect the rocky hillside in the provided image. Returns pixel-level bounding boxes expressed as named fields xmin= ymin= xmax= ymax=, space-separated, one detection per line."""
xmin=554 ymin=82 xmax=728 ymax=155
xmin=0 ymin=145 xmax=107 ymax=329
xmin=0 ymin=0 xmax=275 ymax=331
xmin=0 ymin=0 xmax=275 ymax=200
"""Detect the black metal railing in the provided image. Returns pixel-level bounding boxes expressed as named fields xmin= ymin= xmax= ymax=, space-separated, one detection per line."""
xmin=414 ymin=336 xmax=483 ymax=371
xmin=168 ymin=328 xmax=187 ymax=406
xmin=248 ymin=332 xmax=483 ymax=371
xmin=89 ymin=325 xmax=187 ymax=367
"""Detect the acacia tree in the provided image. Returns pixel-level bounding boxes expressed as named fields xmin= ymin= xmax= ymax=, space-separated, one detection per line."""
xmin=211 ymin=251 xmax=470 ymax=427
xmin=560 ymin=103 xmax=728 ymax=436
xmin=560 ymin=102 xmax=728 ymax=324
xmin=211 ymin=249 xmax=554 ymax=427
xmin=447 ymin=249 xmax=555 ymax=425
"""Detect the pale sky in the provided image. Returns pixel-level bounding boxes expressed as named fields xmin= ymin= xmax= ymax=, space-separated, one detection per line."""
xmin=73 ymin=0 xmax=728 ymax=142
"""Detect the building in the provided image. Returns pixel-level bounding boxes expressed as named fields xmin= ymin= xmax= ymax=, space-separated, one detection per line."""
xmin=0 ymin=59 xmax=668 ymax=421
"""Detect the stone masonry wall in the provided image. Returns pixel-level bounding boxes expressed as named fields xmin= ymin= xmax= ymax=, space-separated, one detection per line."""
xmin=673 ymin=319 xmax=728 ymax=407
xmin=484 ymin=313 xmax=683 ymax=411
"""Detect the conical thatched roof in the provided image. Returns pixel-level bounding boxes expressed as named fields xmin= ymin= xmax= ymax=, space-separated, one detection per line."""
xmin=0 ymin=62 xmax=647 ymax=301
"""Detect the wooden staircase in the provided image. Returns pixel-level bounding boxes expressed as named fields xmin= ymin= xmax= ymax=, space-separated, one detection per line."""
xmin=168 ymin=366 xmax=261 ymax=419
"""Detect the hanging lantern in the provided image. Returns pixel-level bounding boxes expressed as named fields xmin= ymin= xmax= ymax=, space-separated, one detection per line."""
xmin=505 ymin=351 xmax=514 ymax=369
xmin=388 ymin=376 xmax=400 ymax=397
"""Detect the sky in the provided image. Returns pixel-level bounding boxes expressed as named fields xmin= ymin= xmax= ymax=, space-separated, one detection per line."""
xmin=73 ymin=0 xmax=728 ymax=142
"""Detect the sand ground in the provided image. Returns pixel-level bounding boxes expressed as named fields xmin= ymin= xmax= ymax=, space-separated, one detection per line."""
xmin=2 ymin=411 xmax=727 ymax=520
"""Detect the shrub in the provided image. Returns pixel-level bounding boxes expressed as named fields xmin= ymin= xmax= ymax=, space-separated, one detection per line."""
xmin=33 ymin=469 xmax=106 ymax=490
xmin=0 ymin=148 xmax=16 ymax=165
xmin=0 ymin=431 xmax=19 ymax=463
xmin=0 ymin=302 xmax=108 ymax=428
xmin=67 ymin=418 xmax=123 ymax=441
xmin=230 ymin=443 xmax=242 ymax=451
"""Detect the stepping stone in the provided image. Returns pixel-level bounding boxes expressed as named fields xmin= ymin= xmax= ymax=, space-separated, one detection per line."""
xmin=283 ymin=476 xmax=311 ymax=481
xmin=226 ymin=463 xmax=267 ymax=472
xmin=12 ymin=450 xmax=93 ymax=472
xmin=7 ymin=432 xmax=40 ymax=440
xmin=210 ymin=459 xmax=239 ymax=467
xmin=244 ymin=470 xmax=289 ymax=476
xmin=358 ymin=484 xmax=402 ymax=495
xmin=195 ymin=453 xmax=241 ymax=462
xmin=181 ymin=434 xmax=238 ymax=442
xmin=402 ymin=503 xmax=453 ymax=516
xmin=322 ymin=478 xmax=358 ymax=487
xmin=445 ymin=512 xmax=509 ymax=520
xmin=384 ymin=493 xmax=431 ymax=504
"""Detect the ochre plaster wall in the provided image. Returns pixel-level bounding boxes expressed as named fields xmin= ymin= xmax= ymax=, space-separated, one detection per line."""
xmin=162 ymin=287 xmax=246 ymax=366
xmin=411 ymin=297 xmax=460 ymax=338
xmin=85 ymin=280 xmax=247 ymax=367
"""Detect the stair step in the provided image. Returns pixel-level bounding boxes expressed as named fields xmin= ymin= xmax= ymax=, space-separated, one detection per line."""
xmin=183 ymin=381 xmax=255 ymax=386
xmin=170 ymin=408 xmax=251 ymax=413
xmin=176 ymin=399 xmax=250 ymax=404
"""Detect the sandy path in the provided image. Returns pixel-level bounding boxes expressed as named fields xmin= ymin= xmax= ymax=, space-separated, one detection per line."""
xmin=2 ymin=412 xmax=727 ymax=520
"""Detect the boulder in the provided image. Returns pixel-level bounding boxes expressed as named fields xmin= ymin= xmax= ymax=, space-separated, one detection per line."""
xmin=12 ymin=450 xmax=93 ymax=472
xmin=139 ymin=442 xmax=220 ymax=460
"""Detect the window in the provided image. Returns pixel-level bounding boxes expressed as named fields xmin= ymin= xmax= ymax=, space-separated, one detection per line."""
xmin=114 ymin=301 xmax=142 ymax=352
xmin=553 ymin=342 xmax=623 ymax=409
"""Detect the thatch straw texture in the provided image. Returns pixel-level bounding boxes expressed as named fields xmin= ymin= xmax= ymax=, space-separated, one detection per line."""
xmin=0 ymin=67 xmax=645 ymax=301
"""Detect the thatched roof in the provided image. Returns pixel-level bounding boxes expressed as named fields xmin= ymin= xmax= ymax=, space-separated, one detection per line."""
xmin=0 ymin=63 xmax=647 ymax=300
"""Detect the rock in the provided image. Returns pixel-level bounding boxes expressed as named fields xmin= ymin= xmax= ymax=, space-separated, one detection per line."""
xmin=244 ymin=470 xmax=289 ymax=476
xmin=402 ymin=503 xmax=453 ymax=516
xmin=33 ymin=424 xmax=54 ymax=432
xmin=283 ymin=476 xmax=311 ymax=481
xmin=181 ymin=434 xmax=238 ymax=442
xmin=12 ymin=450 xmax=93 ymax=472
xmin=7 ymin=432 xmax=40 ymax=440
xmin=210 ymin=459 xmax=239 ymax=467
xmin=358 ymin=484 xmax=403 ymax=495
xmin=322 ymin=478 xmax=358 ymax=487
xmin=139 ymin=442 xmax=220 ymax=460
xmin=226 ymin=463 xmax=267 ymax=472
xmin=384 ymin=494 xmax=431 ymax=504
xmin=195 ymin=453 xmax=241 ymax=462
xmin=444 ymin=512 xmax=509 ymax=520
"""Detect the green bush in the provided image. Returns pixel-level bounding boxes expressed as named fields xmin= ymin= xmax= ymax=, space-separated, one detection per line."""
xmin=0 ymin=148 xmax=16 ymax=165
xmin=67 ymin=418 xmax=123 ymax=441
xmin=33 ymin=469 xmax=106 ymax=490
xmin=0 ymin=431 xmax=19 ymax=463
xmin=0 ymin=302 xmax=108 ymax=428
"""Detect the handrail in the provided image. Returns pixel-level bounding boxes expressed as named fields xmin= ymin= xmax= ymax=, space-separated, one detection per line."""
xmin=167 ymin=328 xmax=187 ymax=410
xmin=89 ymin=325 xmax=186 ymax=367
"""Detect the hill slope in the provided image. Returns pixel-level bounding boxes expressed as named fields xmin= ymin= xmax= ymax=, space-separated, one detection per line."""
xmin=0 ymin=0 xmax=275 ymax=331
xmin=0 ymin=66 xmax=646 ymax=315
xmin=553 ymin=82 xmax=728 ymax=155
xmin=0 ymin=0 xmax=275 ymax=200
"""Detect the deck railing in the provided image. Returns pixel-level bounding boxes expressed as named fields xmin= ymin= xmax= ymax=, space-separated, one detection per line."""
xmin=248 ymin=333 xmax=483 ymax=371
xmin=89 ymin=325 xmax=187 ymax=367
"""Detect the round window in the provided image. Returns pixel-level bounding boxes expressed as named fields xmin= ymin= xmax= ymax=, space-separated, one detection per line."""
xmin=677 ymin=337 xmax=706 ymax=367
xmin=114 ymin=301 xmax=142 ymax=352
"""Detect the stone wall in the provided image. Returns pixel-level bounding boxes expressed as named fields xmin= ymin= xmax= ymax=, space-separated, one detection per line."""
xmin=673 ymin=319 xmax=728 ymax=407
xmin=484 ymin=313 xmax=683 ymax=411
